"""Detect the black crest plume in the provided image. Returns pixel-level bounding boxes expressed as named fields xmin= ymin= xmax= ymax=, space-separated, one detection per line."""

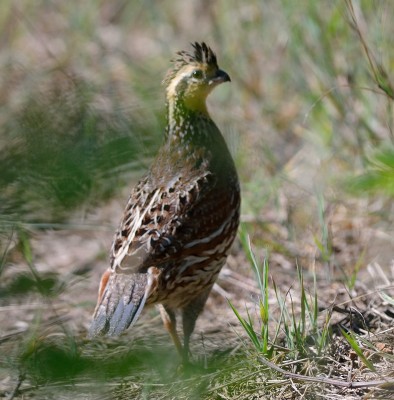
xmin=163 ymin=42 xmax=218 ymax=86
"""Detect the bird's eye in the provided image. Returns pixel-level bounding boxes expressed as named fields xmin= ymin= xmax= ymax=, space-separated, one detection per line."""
xmin=192 ymin=70 xmax=203 ymax=79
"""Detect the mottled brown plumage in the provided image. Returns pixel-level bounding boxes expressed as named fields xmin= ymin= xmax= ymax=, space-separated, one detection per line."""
xmin=89 ymin=42 xmax=240 ymax=362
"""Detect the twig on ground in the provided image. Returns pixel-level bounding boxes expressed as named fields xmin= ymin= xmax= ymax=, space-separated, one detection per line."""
xmin=6 ymin=372 xmax=25 ymax=400
xmin=258 ymin=355 xmax=394 ymax=389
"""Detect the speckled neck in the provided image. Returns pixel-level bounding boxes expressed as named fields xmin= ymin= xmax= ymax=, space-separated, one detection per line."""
xmin=165 ymin=96 xmax=212 ymax=145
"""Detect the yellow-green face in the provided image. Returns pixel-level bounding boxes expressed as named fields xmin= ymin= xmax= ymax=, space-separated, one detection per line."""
xmin=166 ymin=62 xmax=230 ymax=114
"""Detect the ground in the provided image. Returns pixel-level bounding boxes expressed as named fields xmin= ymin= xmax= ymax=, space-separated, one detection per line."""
xmin=1 ymin=1 xmax=394 ymax=399
xmin=1 ymin=189 xmax=393 ymax=399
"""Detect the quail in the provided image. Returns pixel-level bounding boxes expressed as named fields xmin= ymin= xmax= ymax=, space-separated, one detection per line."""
xmin=89 ymin=42 xmax=240 ymax=363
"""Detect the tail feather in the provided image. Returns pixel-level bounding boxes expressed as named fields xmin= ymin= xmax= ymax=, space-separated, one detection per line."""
xmin=107 ymin=295 xmax=146 ymax=336
xmin=88 ymin=272 xmax=148 ymax=338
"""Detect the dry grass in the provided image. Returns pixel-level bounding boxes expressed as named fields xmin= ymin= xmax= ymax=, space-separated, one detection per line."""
xmin=1 ymin=1 xmax=394 ymax=399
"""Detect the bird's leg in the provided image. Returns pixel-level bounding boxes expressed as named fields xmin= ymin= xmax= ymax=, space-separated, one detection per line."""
xmin=158 ymin=304 xmax=183 ymax=357
xmin=182 ymin=287 xmax=212 ymax=364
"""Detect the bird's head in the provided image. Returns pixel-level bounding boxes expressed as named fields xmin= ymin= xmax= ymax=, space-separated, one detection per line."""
xmin=163 ymin=42 xmax=230 ymax=115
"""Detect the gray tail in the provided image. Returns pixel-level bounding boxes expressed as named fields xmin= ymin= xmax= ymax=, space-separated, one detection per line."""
xmin=88 ymin=272 xmax=148 ymax=338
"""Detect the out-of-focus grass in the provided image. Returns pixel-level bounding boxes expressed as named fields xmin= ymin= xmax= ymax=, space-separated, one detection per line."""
xmin=1 ymin=0 xmax=393 ymax=227
xmin=1 ymin=1 xmax=394 ymax=399
xmin=0 ymin=1 xmax=167 ymax=228
xmin=0 ymin=81 xmax=154 ymax=223
xmin=351 ymin=147 xmax=394 ymax=196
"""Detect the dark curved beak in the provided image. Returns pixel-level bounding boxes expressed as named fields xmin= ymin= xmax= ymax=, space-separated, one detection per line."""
xmin=209 ymin=69 xmax=231 ymax=85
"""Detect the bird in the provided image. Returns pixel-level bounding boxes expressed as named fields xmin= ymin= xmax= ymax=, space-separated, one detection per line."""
xmin=89 ymin=42 xmax=240 ymax=363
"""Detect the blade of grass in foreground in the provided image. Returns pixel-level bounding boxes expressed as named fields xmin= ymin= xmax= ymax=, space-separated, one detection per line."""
xmin=341 ymin=328 xmax=376 ymax=372
xmin=230 ymin=225 xmax=273 ymax=356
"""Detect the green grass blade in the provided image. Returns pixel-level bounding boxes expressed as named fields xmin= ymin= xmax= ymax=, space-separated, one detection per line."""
xmin=341 ymin=328 xmax=376 ymax=372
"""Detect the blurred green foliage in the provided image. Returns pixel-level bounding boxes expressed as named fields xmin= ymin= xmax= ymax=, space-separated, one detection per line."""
xmin=0 ymin=81 xmax=149 ymax=223
xmin=0 ymin=0 xmax=392 ymax=228
xmin=351 ymin=147 xmax=394 ymax=196
xmin=0 ymin=271 xmax=62 ymax=297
